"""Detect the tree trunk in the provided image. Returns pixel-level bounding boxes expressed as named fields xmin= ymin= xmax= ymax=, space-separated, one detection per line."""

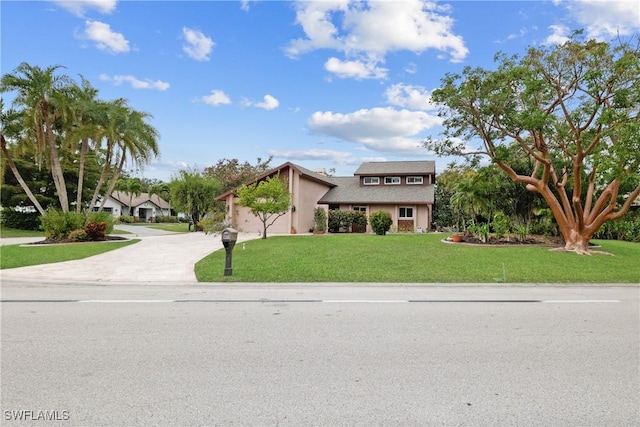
xmin=76 ymin=137 xmax=89 ymax=213
xmin=45 ymin=113 xmax=69 ymax=212
xmin=1 ymin=135 xmax=46 ymax=215
xmin=561 ymin=229 xmax=592 ymax=255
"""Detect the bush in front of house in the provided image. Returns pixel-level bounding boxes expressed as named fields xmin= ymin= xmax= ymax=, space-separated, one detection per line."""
xmin=369 ymin=211 xmax=393 ymax=235
xmin=67 ymin=228 xmax=88 ymax=242
xmin=117 ymin=215 xmax=136 ymax=224
xmin=40 ymin=208 xmax=86 ymax=240
xmin=313 ymin=207 xmax=327 ymax=232
xmin=0 ymin=208 xmax=42 ymax=230
xmin=155 ymin=215 xmax=179 ymax=223
xmin=85 ymin=221 xmax=107 ymax=240
xmin=86 ymin=211 xmax=114 ymax=234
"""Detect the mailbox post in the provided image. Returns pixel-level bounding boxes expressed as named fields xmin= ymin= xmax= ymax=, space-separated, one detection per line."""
xmin=221 ymin=227 xmax=238 ymax=276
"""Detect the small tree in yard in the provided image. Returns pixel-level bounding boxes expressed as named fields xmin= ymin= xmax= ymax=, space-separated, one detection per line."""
xmin=425 ymin=33 xmax=640 ymax=254
xmin=370 ymin=211 xmax=393 ymax=235
xmin=236 ymin=174 xmax=291 ymax=239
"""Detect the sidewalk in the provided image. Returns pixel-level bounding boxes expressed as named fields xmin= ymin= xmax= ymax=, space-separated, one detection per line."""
xmin=0 ymin=227 xmax=262 ymax=284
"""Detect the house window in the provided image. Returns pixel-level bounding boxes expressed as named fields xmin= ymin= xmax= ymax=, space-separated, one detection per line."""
xmin=407 ymin=176 xmax=423 ymax=184
xmin=399 ymin=207 xmax=414 ymax=219
xmin=329 ymin=204 xmax=340 ymax=211
xmin=384 ymin=176 xmax=401 ymax=185
xmin=363 ymin=177 xmax=380 ymax=185
xmin=353 ymin=206 xmax=366 ymax=213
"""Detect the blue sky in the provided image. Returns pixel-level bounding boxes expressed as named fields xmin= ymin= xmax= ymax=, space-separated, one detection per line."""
xmin=2 ymin=0 xmax=639 ymax=181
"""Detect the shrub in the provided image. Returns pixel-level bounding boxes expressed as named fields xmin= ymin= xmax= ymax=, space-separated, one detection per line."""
xmin=352 ymin=211 xmax=368 ymax=232
xmin=118 ymin=215 xmax=136 ymax=224
xmin=313 ymin=207 xmax=327 ymax=231
xmin=67 ymin=228 xmax=88 ymax=242
xmin=155 ymin=215 xmax=179 ymax=223
xmin=86 ymin=211 xmax=114 ymax=234
xmin=85 ymin=221 xmax=107 ymax=240
xmin=369 ymin=211 xmax=392 ymax=235
xmin=492 ymin=212 xmax=510 ymax=238
xmin=40 ymin=208 xmax=85 ymax=240
xmin=328 ymin=210 xmax=366 ymax=233
xmin=0 ymin=208 xmax=41 ymax=230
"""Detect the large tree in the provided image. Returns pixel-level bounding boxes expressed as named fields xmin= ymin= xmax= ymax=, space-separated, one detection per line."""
xmin=426 ymin=34 xmax=640 ymax=254
xmin=236 ymin=174 xmax=291 ymax=239
xmin=1 ymin=63 xmax=160 ymax=215
xmin=204 ymin=156 xmax=273 ymax=193
xmin=169 ymin=169 xmax=221 ymax=228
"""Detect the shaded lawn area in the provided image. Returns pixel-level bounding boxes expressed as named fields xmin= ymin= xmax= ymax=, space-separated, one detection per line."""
xmin=0 ymin=226 xmax=44 ymax=238
xmin=0 ymin=239 xmax=139 ymax=269
xmin=145 ymin=223 xmax=190 ymax=233
xmin=195 ymin=233 xmax=639 ymax=283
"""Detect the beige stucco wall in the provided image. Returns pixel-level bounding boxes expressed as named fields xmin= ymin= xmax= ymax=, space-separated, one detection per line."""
xmin=339 ymin=203 xmax=432 ymax=233
xmin=222 ymin=166 xmax=333 ymax=235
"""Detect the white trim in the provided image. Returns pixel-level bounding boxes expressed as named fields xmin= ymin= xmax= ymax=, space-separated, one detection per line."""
xmin=384 ymin=176 xmax=401 ymax=185
xmin=363 ymin=176 xmax=380 ymax=185
xmin=407 ymin=176 xmax=423 ymax=184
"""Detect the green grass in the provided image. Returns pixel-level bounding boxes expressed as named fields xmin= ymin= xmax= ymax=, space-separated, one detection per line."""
xmin=0 ymin=239 xmax=139 ymax=269
xmin=0 ymin=225 xmax=44 ymax=238
xmin=145 ymin=223 xmax=189 ymax=233
xmin=195 ymin=233 xmax=640 ymax=283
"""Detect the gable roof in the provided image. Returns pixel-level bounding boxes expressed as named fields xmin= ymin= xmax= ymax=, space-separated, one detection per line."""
xmin=215 ymin=161 xmax=335 ymax=200
xmin=354 ymin=160 xmax=435 ymax=176
xmin=318 ymin=177 xmax=435 ymax=205
xmin=109 ymin=191 xmax=170 ymax=209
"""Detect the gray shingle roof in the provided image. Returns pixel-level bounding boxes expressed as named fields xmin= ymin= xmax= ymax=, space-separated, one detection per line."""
xmin=319 ymin=177 xmax=434 ymax=204
xmin=354 ymin=160 xmax=435 ymax=176
xmin=110 ymin=191 xmax=170 ymax=209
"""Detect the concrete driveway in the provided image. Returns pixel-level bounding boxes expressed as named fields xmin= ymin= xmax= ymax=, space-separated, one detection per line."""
xmin=0 ymin=226 xmax=262 ymax=284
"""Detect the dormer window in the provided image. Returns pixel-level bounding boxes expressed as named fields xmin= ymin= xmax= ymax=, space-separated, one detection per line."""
xmin=363 ymin=177 xmax=380 ymax=185
xmin=384 ymin=176 xmax=401 ymax=185
xmin=407 ymin=176 xmax=423 ymax=184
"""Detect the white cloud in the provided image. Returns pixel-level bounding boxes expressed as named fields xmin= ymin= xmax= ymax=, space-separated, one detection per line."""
xmin=385 ymin=83 xmax=437 ymax=112
xmin=200 ymin=90 xmax=231 ymax=106
xmin=99 ymin=74 xmax=169 ymax=90
xmin=53 ymin=0 xmax=116 ymax=16
xmin=564 ymin=0 xmax=640 ymax=40
xmin=81 ymin=20 xmax=129 ymax=54
xmin=324 ymin=57 xmax=387 ymax=80
xmin=307 ymin=107 xmax=441 ymax=154
xmin=286 ymin=0 xmax=468 ymax=80
xmin=243 ymin=94 xmax=279 ymax=110
xmin=267 ymin=148 xmax=355 ymax=163
xmin=182 ymin=27 xmax=214 ymax=61
xmin=240 ymin=0 xmax=258 ymax=12
xmin=544 ymin=24 xmax=570 ymax=45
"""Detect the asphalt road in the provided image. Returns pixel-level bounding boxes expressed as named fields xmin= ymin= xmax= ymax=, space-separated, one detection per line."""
xmin=1 ymin=285 xmax=639 ymax=426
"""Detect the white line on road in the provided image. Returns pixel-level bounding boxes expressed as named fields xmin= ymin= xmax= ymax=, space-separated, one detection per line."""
xmin=78 ymin=300 xmax=176 ymax=303
xmin=322 ymin=300 xmax=409 ymax=303
xmin=542 ymin=300 xmax=620 ymax=303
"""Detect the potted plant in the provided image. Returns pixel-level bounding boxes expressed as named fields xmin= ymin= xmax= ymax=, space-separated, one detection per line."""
xmin=313 ymin=207 xmax=327 ymax=234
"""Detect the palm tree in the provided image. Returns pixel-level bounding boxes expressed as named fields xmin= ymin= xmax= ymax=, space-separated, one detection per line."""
xmin=149 ymin=183 xmax=171 ymax=218
xmin=88 ymin=99 xmax=160 ymax=213
xmin=62 ymin=77 xmax=102 ymax=213
xmin=116 ymin=178 xmax=143 ymax=216
xmin=0 ymin=63 xmax=73 ymax=211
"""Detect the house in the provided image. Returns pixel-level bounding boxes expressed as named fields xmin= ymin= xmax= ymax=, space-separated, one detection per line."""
xmin=94 ymin=191 xmax=171 ymax=221
xmin=216 ymin=160 xmax=436 ymax=234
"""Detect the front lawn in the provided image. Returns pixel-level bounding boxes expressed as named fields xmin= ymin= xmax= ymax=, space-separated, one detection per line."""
xmin=195 ymin=233 xmax=639 ymax=283
xmin=145 ymin=223 xmax=190 ymax=233
xmin=0 ymin=225 xmax=44 ymax=238
xmin=0 ymin=239 xmax=139 ymax=269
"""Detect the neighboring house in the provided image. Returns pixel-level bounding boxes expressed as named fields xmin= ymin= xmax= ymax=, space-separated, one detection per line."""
xmin=216 ymin=160 xmax=436 ymax=234
xmin=94 ymin=191 xmax=171 ymax=221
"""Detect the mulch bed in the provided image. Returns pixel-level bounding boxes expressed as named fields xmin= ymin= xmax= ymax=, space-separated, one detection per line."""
xmin=446 ymin=234 xmax=564 ymax=246
xmin=28 ymin=236 xmax=129 ymax=245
